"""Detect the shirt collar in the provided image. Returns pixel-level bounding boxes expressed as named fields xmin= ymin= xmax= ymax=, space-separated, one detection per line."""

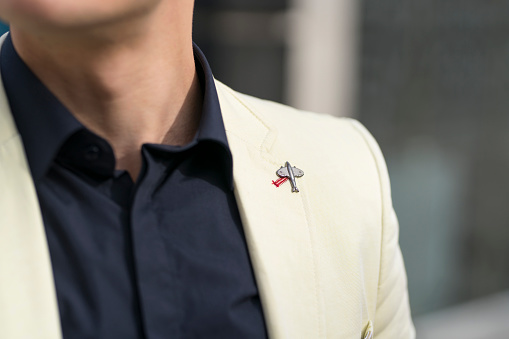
xmin=0 ymin=34 xmax=83 ymax=181
xmin=0 ymin=34 xmax=233 ymax=189
xmin=192 ymin=43 xmax=234 ymax=189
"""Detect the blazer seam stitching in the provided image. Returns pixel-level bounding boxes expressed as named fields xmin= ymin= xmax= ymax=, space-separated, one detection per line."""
xmin=349 ymin=120 xmax=386 ymax=309
xmin=298 ymin=177 xmax=324 ymax=338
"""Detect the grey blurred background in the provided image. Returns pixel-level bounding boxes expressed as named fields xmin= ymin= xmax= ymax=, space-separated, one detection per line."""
xmin=2 ymin=0 xmax=508 ymax=337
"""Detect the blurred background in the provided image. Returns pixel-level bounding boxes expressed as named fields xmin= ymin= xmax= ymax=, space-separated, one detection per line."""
xmin=2 ymin=0 xmax=508 ymax=337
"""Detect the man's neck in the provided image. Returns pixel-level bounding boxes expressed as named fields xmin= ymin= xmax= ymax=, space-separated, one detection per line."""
xmin=9 ymin=1 xmax=201 ymax=179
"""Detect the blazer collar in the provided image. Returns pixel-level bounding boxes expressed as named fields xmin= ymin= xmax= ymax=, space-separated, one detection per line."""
xmin=216 ymin=80 xmax=323 ymax=338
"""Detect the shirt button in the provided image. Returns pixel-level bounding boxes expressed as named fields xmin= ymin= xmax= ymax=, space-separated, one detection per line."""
xmin=84 ymin=144 xmax=102 ymax=161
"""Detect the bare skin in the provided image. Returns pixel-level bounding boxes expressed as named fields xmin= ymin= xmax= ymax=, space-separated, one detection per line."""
xmin=0 ymin=0 xmax=201 ymax=179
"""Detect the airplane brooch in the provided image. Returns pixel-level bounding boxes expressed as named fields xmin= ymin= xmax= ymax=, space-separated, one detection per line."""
xmin=272 ymin=161 xmax=304 ymax=193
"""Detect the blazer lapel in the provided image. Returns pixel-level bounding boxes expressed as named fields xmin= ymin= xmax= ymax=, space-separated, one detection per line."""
xmin=216 ymin=81 xmax=323 ymax=338
xmin=0 ymin=34 xmax=62 ymax=339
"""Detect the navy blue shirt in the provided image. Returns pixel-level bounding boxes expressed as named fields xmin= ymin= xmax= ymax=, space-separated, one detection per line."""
xmin=1 ymin=34 xmax=268 ymax=339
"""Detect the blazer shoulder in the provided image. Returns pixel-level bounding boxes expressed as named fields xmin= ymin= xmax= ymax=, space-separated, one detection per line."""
xmin=215 ymin=80 xmax=361 ymax=140
xmin=217 ymin=81 xmax=392 ymax=201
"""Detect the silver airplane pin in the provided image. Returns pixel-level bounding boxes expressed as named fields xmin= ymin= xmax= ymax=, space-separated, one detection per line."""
xmin=276 ymin=161 xmax=304 ymax=193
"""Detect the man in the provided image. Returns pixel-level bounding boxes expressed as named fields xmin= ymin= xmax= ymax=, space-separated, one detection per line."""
xmin=0 ymin=0 xmax=415 ymax=338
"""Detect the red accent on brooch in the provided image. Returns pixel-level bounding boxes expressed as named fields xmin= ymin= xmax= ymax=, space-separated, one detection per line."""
xmin=272 ymin=161 xmax=304 ymax=193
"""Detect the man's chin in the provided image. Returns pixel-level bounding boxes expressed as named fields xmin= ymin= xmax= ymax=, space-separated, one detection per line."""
xmin=0 ymin=1 xmax=131 ymax=33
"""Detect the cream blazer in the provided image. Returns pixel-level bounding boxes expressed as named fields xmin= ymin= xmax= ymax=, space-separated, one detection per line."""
xmin=0 ymin=37 xmax=415 ymax=339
